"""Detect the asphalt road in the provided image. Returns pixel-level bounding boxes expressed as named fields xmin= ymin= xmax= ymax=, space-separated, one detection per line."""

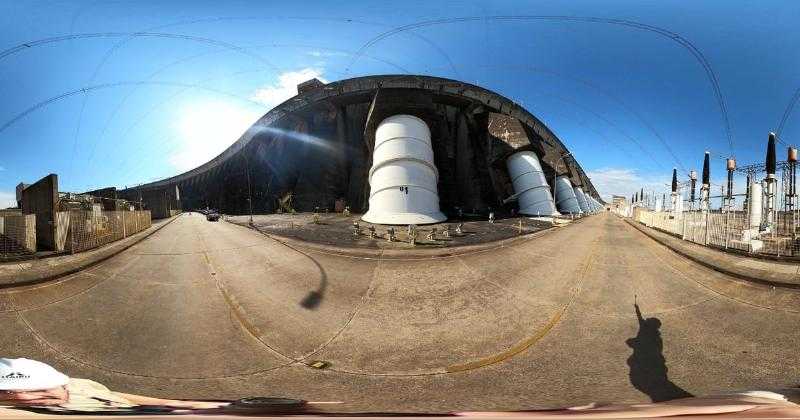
xmin=1 ymin=212 xmax=798 ymax=413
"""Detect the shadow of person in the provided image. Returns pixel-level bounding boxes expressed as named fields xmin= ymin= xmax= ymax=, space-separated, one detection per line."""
xmin=626 ymin=303 xmax=693 ymax=402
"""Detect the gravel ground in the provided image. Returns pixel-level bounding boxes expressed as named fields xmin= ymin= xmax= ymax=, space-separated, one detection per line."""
xmin=224 ymin=212 xmax=557 ymax=249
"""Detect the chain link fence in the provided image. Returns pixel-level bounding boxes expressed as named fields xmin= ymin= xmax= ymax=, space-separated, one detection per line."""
xmin=0 ymin=214 xmax=36 ymax=258
xmin=2 ymin=195 xmax=155 ymax=259
xmin=65 ymin=210 xmax=151 ymax=254
xmin=632 ymin=208 xmax=800 ymax=258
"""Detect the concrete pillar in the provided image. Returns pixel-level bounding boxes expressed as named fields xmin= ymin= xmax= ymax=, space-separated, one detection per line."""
xmin=21 ymin=174 xmax=58 ymax=251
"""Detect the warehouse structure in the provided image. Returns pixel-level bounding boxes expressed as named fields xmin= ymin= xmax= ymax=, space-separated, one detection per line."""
xmin=117 ymin=75 xmax=603 ymax=222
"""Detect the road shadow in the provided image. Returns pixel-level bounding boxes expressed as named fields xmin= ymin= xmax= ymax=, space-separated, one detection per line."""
xmin=300 ymin=290 xmax=323 ymax=309
xmin=249 ymin=224 xmax=328 ymax=310
xmin=298 ymin=251 xmax=327 ymax=310
xmin=626 ymin=303 xmax=693 ymax=402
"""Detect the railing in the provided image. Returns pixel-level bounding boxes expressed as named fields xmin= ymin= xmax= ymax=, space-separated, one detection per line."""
xmin=631 ymin=208 xmax=800 ymax=258
xmin=0 ymin=214 xmax=36 ymax=257
xmin=65 ymin=210 xmax=151 ymax=254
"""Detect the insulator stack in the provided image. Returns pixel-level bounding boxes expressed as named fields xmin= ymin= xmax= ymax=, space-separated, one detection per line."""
xmin=789 ymin=147 xmax=798 ymax=211
xmin=726 ymin=158 xmax=735 ymax=200
xmin=766 ymin=133 xmax=777 ymax=178
xmin=765 ymin=133 xmax=777 ymax=228
xmin=744 ymin=173 xmax=751 ymax=210
xmin=671 ymin=168 xmax=678 ymax=193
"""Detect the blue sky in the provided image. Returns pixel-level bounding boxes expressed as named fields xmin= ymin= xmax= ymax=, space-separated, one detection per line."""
xmin=1 ymin=0 xmax=799 ymax=207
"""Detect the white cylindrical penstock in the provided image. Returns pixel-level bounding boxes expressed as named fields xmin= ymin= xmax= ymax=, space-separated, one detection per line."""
xmin=362 ymin=115 xmax=446 ymax=225
xmin=506 ymin=151 xmax=559 ymax=216
xmin=554 ymin=176 xmax=582 ymax=214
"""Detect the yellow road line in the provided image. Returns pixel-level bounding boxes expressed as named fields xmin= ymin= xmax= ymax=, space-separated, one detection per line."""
xmin=445 ymin=303 xmax=568 ymax=372
xmin=445 ymin=238 xmax=599 ymax=373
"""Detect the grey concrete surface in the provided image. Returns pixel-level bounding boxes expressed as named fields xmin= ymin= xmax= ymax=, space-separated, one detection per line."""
xmin=0 ymin=215 xmax=180 ymax=287
xmin=0 ymin=212 xmax=797 ymax=413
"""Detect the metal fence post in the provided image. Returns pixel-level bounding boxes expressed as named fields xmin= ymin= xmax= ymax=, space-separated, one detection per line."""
xmin=681 ymin=213 xmax=687 ymax=240
xmin=69 ymin=210 xmax=75 ymax=254
xmin=724 ymin=211 xmax=730 ymax=249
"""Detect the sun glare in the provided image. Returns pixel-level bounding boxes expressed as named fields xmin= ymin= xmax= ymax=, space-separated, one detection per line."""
xmin=170 ymin=101 xmax=262 ymax=171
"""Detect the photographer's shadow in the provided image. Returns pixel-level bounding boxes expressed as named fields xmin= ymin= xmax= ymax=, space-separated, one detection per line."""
xmin=626 ymin=303 xmax=693 ymax=402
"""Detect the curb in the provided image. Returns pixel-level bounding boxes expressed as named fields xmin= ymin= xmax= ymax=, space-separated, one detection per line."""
xmin=0 ymin=214 xmax=183 ymax=289
xmin=624 ymin=219 xmax=800 ymax=290
xmin=227 ymin=215 xmax=593 ymax=260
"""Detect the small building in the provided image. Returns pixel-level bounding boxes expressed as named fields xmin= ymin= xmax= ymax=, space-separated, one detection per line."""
xmin=297 ymin=78 xmax=325 ymax=94
xmin=611 ymin=195 xmax=627 ymax=211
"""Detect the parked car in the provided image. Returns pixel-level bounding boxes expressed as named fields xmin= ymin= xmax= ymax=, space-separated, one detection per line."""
xmin=206 ymin=212 xmax=220 ymax=221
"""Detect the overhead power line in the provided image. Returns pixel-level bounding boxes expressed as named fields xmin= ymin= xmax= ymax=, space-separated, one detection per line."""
xmin=776 ymin=86 xmax=800 ymax=139
xmin=0 ymin=80 xmax=264 ymax=135
xmin=348 ymin=15 xmax=735 ymax=156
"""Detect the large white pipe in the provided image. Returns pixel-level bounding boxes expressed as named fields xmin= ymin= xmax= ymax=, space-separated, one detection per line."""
xmin=554 ymin=176 xmax=582 ymax=214
xmin=748 ymin=181 xmax=763 ymax=229
xmin=506 ymin=151 xmax=559 ymax=216
xmin=362 ymin=115 xmax=446 ymax=225
xmin=670 ymin=192 xmax=680 ymax=218
xmin=573 ymin=186 xmax=590 ymax=213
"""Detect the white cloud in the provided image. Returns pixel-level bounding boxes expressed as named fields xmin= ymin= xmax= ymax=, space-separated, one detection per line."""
xmin=250 ymin=68 xmax=327 ymax=109
xmin=169 ymin=101 xmax=263 ymax=172
xmin=0 ymin=191 xmax=16 ymax=208
xmin=306 ymin=50 xmax=347 ymax=58
xmin=586 ymin=167 xmax=670 ymax=201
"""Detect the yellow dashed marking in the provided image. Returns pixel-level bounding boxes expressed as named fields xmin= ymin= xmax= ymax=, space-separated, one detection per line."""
xmin=445 ymin=304 xmax=567 ymax=372
xmin=445 ymin=238 xmax=599 ymax=373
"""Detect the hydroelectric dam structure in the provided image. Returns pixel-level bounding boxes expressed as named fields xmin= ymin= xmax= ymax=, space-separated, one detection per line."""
xmin=117 ymin=75 xmax=603 ymax=220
